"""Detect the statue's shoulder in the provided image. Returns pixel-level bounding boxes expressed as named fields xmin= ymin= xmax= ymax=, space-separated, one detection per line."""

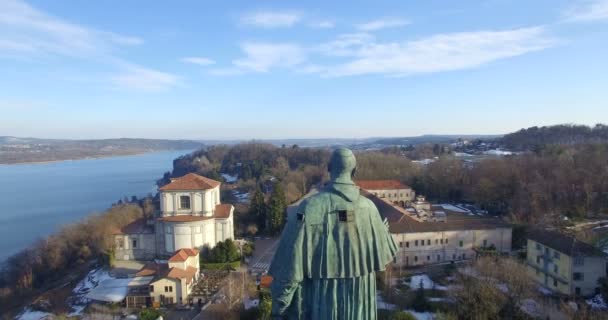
xmin=299 ymin=192 xmax=332 ymax=213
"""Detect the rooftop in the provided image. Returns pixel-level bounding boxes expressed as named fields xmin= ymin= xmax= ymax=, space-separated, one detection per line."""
xmin=366 ymin=192 xmax=510 ymax=233
xmin=356 ymin=179 xmax=410 ymax=190
xmin=528 ymin=228 xmax=607 ymax=258
xmin=157 ymin=204 xmax=233 ymax=222
xmin=159 ymin=173 xmax=221 ymax=191
xmin=111 ymin=218 xmax=154 ymax=235
xmin=168 ymin=248 xmax=200 ymax=262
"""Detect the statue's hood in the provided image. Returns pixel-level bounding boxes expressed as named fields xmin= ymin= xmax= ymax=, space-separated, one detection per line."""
xmin=326 ymin=182 xmax=359 ymax=202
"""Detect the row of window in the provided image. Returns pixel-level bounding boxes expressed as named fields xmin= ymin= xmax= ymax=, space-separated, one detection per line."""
xmin=399 ymin=238 xmax=451 ymax=248
xmin=535 ymin=242 xmax=561 ymax=260
xmin=115 ymin=238 xmax=137 ymax=249
xmin=375 ymin=192 xmax=410 ymax=198
xmin=404 ymin=253 xmax=468 ymax=264
xmin=149 ymin=285 xmax=173 ymax=293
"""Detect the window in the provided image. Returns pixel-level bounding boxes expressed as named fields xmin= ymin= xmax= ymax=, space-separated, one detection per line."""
xmin=399 ymin=241 xmax=403 ymax=248
xmin=427 ymin=240 xmax=431 ymax=245
xmin=462 ymin=253 xmax=466 ymax=259
xmin=435 ymin=239 xmax=438 ymax=245
xmin=164 ymin=286 xmax=169 ymax=292
xmin=553 ymin=278 xmax=558 ymax=287
xmin=445 ymin=239 xmax=448 ymax=244
xmin=545 ymin=247 xmax=549 ymax=255
xmin=573 ymin=272 xmax=584 ymax=281
xmin=405 ymin=256 xmax=409 ymax=265
xmin=553 ymin=265 xmax=558 ymax=273
xmin=427 ymin=256 xmax=430 ymax=261
xmin=575 ymin=287 xmax=581 ymax=295
xmin=169 ymin=286 xmax=173 ymax=292
xmin=459 ymin=240 xmax=463 ymax=247
xmin=440 ymin=239 xmax=443 ymax=244
xmin=452 ymin=254 xmax=456 ymax=260
xmin=179 ymin=195 xmax=191 ymax=209
xmin=574 ymin=257 xmax=585 ymax=266
xmin=117 ymin=239 xmax=124 ymax=249
xmin=437 ymin=255 xmax=441 ymax=261
xmin=132 ymin=239 xmax=137 ymax=248
xmin=414 ymin=256 xmax=418 ymax=262
xmin=536 ymin=243 xmax=542 ymax=250
xmin=150 ymin=285 xmax=154 ymax=292
xmin=406 ymin=241 xmax=409 ymax=248
xmin=415 ymin=240 xmax=418 ymax=246
xmin=536 ymin=256 xmax=541 ymax=264
xmin=553 ymin=252 xmax=560 ymax=260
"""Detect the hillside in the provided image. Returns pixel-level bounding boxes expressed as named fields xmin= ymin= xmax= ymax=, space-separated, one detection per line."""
xmin=0 ymin=137 xmax=203 ymax=164
xmin=500 ymin=124 xmax=608 ymax=151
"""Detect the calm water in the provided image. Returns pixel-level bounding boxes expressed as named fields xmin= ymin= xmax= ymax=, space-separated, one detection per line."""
xmin=0 ymin=150 xmax=188 ymax=263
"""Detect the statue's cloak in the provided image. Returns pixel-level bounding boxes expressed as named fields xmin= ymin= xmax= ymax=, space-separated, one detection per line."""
xmin=269 ymin=182 xmax=397 ymax=319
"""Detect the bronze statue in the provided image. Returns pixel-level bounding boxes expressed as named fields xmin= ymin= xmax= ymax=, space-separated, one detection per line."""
xmin=269 ymin=147 xmax=397 ymax=319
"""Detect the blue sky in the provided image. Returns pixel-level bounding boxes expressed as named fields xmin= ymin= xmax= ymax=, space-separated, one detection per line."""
xmin=0 ymin=0 xmax=607 ymax=139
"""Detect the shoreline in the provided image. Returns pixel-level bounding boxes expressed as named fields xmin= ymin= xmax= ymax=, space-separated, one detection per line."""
xmin=0 ymin=149 xmax=191 ymax=166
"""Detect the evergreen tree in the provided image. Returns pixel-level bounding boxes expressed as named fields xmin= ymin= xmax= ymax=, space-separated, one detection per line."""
xmin=250 ymin=186 xmax=267 ymax=231
xmin=268 ymin=181 xmax=287 ymax=235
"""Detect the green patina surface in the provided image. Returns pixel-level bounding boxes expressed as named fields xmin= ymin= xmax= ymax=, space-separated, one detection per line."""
xmin=269 ymin=148 xmax=397 ymax=320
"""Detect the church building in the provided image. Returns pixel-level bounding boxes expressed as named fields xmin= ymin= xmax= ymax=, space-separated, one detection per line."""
xmin=113 ymin=173 xmax=235 ymax=261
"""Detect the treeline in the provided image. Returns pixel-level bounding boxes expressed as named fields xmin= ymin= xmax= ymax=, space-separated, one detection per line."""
xmin=501 ymin=124 xmax=608 ymax=151
xmin=0 ymin=204 xmax=145 ymax=316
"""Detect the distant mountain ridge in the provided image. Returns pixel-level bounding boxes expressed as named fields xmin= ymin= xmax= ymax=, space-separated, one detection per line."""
xmin=0 ymin=137 xmax=203 ymax=164
xmin=499 ymin=124 xmax=608 ymax=151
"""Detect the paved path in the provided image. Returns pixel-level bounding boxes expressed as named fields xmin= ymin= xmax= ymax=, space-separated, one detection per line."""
xmin=249 ymin=238 xmax=279 ymax=274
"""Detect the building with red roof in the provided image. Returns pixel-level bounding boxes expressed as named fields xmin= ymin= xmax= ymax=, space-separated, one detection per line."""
xmin=356 ymin=179 xmax=416 ymax=207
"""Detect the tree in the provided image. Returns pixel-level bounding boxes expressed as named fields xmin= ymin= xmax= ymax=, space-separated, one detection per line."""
xmin=250 ymin=186 xmax=267 ymax=231
xmin=390 ymin=311 xmax=416 ymax=320
xmin=411 ymin=280 xmax=430 ymax=312
xmin=258 ymin=290 xmax=272 ymax=320
xmin=268 ymin=181 xmax=287 ymax=235
xmin=139 ymin=308 xmax=162 ymax=320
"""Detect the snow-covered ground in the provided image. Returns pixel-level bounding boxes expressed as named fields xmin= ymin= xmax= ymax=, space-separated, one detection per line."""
xmin=221 ymin=173 xmax=238 ymax=183
xmin=376 ymin=293 xmax=397 ymax=310
xmin=408 ymin=274 xmax=448 ymax=290
xmin=413 ymin=159 xmax=436 ymax=165
xmin=439 ymin=204 xmax=471 ymax=214
xmin=232 ymin=190 xmax=249 ymax=203
xmin=17 ymin=310 xmax=53 ymax=320
xmin=453 ymin=152 xmax=473 ymax=157
xmin=67 ymin=268 xmax=114 ymax=316
xmin=484 ymin=149 xmax=514 ymax=156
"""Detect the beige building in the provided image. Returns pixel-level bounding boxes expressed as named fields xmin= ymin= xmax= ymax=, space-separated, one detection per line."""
xmin=356 ymin=180 xmax=415 ymax=207
xmin=139 ymin=248 xmax=200 ymax=306
xmin=526 ymin=229 xmax=607 ymax=296
xmin=364 ymin=192 xmax=512 ymax=267
xmin=114 ymin=173 xmax=235 ymax=260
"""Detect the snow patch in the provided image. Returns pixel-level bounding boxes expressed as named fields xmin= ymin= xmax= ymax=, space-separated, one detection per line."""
xmin=221 ymin=173 xmax=238 ymax=183
xmin=484 ymin=149 xmax=514 ymax=156
xmin=232 ymin=190 xmax=249 ymax=203
xmin=439 ymin=204 xmax=471 ymax=214
xmin=408 ymin=274 xmax=448 ymax=290
xmin=17 ymin=310 xmax=53 ymax=320
xmin=586 ymin=294 xmax=608 ymax=309
xmin=376 ymin=294 xmax=397 ymax=310
xmin=68 ymin=268 xmax=114 ymax=315
xmin=405 ymin=310 xmax=435 ymax=320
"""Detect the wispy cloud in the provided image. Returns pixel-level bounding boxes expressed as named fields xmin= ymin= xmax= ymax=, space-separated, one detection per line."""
xmin=562 ymin=0 xmax=608 ymax=22
xmin=356 ymin=18 xmax=410 ymax=31
xmin=233 ymin=42 xmax=306 ymax=72
xmin=310 ymin=20 xmax=335 ymax=29
xmin=0 ymin=0 xmax=177 ymax=91
xmin=241 ymin=11 xmax=301 ymax=28
xmin=323 ymin=27 xmax=556 ymax=77
xmin=181 ymin=56 xmax=216 ymax=66
xmin=111 ymin=65 xmax=179 ymax=91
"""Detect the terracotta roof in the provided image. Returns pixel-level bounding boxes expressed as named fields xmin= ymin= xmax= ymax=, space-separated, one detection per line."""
xmin=215 ymin=204 xmax=233 ymax=219
xmin=356 ymin=180 xmax=410 ymax=190
xmin=111 ymin=218 xmax=154 ymax=235
xmin=365 ymin=192 xmax=510 ymax=233
xmin=260 ymin=275 xmax=273 ymax=289
xmin=169 ymin=248 xmax=200 ymax=262
xmin=136 ymin=262 xmax=167 ymax=277
xmin=528 ymin=228 xmax=607 ymax=258
xmin=159 ymin=173 xmax=221 ymax=191
xmin=167 ymin=266 xmax=198 ymax=283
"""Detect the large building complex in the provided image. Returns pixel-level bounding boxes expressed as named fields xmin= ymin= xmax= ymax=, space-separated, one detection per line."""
xmin=526 ymin=229 xmax=607 ymax=296
xmin=358 ymin=180 xmax=512 ymax=267
xmin=356 ymin=180 xmax=415 ymax=207
xmin=113 ymin=173 xmax=235 ymax=260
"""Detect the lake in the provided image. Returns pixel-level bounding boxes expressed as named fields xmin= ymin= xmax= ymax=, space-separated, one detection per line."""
xmin=0 ymin=150 xmax=188 ymax=263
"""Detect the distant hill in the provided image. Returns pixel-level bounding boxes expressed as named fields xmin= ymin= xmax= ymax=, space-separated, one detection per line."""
xmin=0 ymin=137 xmax=203 ymax=164
xmin=500 ymin=124 xmax=608 ymax=150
